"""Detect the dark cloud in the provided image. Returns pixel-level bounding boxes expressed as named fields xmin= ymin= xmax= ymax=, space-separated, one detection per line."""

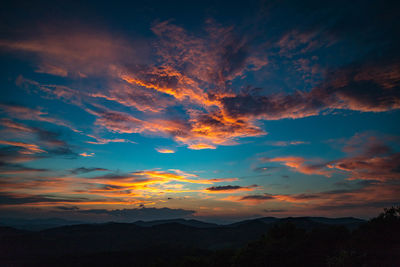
xmin=327 ymin=134 xmax=400 ymax=181
xmin=314 ymin=201 xmax=400 ymax=211
xmin=56 ymin=206 xmax=80 ymax=211
xmin=0 ymin=146 xmax=44 ymax=163
xmin=218 ymin=0 xmax=400 ymax=120
xmin=206 ymin=185 xmax=258 ymax=192
xmin=330 ymin=152 xmax=400 ymax=181
xmin=221 ymin=59 xmax=400 ymax=120
xmin=240 ymin=194 xmax=274 ymax=201
xmin=0 ymin=192 xmax=87 ymax=205
xmin=207 ymin=185 xmax=242 ymax=191
xmin=263 ymin=209 xmax=287 ymax=213
xmin=229 ymin=181 xmax=400 ymax=213
xmin=0 ymin=161 xmax=48 ymax=175
xmin=78 ymin=207 xmax=195 ymax=221
xmin=0 ymin=117 xmax=78 ymax=160
xmin=70 ymin=167 xmax=109 ymax=175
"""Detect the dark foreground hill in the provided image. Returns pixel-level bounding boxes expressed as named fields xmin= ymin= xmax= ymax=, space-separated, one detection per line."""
xmin=0 ymin=209 xmax=399 ymax=267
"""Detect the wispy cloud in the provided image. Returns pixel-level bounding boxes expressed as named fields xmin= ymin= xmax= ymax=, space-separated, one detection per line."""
xmin=327 ymin=134 xmax=400 ymax=181
xmin=261 ymin=156 xmax=331 ymax=177
xmin=205 ymin=184 xmax=259 ymax=193
xmin=222 ymin=182 xmax=400 ymax=211
xmin=80 ymin=152 xmax=95 ymax=157
xmin=0 ymin=103 xmax=79 ymax=132
xmin=155 ymin=148 xmax=175 ymax=154
xmin=69 ymin=167 xmax=109 ymax=175
xmin=0 ymin=140 xmax=46 ymax=154
xmin=0 ymin=168 xmax=241 ymax=207
xmin=267 ymin=141 xmax=309 ymax=146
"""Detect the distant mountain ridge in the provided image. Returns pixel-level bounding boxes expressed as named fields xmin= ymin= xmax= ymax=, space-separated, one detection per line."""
xmin=0 ymin=216 xmax=370 ymax=266
xmin=133 ymin=218 xmax=219 ymax=228
xmin=0 ymin=217 xmax=84 ymax=231
xmin=0 ymin=216 xmax=365 ymax=231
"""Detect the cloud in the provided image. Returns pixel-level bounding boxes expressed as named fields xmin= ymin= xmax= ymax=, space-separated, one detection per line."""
xmin=0 ymin=28 xmax=143 ymax=78
xmin=327 ymin=134 xmax=400 ymax=181
xmin=267 ymin=141 xmax=309 ymax=146
xmin=150 ymin=20 xmax=264 ymax=88
xmin=155 ymin=148 xmax=175 ymax=154
xmin=0 ymin=118 xmax=36 ymax=133
xmin=6 ymin=21 xmax=269 ymax=150
xmin=0 ymin=192 xmax=87 ymax=205
xmin=89 ymin=82 xmax=176 ymax=113
xmin=263 ymin=209 xmax=288 ymax=213
xmin=80 ymin=152 xmax=95 ymax=157
xmin=0 ymin=140 xmax=45 ymax=154
xmin=86 ymin=135 xmax=136 ymax=145
xmin=0 ymin=103 xmax=79 ymax=132
xmin=224 ymin=194 xmax=275 ymax=205
xmin=330 ymin=153 xmax=400 ymax=181
xmin=55 ymin=206 xmax=80 ymax=211
xmin=0 ymin=167 xmax=242 ymax=208
xmin=0 ymin=168 xmax=235 ymax=204
xmin=222 ymin=181 xmax=400 ymax=211
xmin=0 ymin=162 xmax=48 ymax=175
xmin=0 ymin=118 xmax=77 ymax=160
xmin=0 ymin=146 xmax=41 ymax=163
xmin=188 ymin=143 xmax=216 ymax=150
xmin=88 ymin=106 xmax=264 ymax=150
xmin=129 ymin=170 xmax=214 ymax=185
xmin=260 ymin=134 xmax=400 ymax=181
xmin=220 ymin=59 xmax=400 ymax=120
xmin=2 ymin=17 xmax=399 ymax=155
xmin=261 ymin=156 xmax=331 ymax=176
xmin=205 ymin=184 xmax=259 ymax=193
xmin=70 ymin=167 xmax=109 ymax=175
xmin=77 ymin=207 xmax=195 ymax=221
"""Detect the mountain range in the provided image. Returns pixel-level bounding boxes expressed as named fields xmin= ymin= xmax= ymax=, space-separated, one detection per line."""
xmin=0 ymin=216 xmax=366 ymax=266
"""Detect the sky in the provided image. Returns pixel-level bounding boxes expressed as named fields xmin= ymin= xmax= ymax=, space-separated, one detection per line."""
xmin=0 ymin=0 xmax=399 ymax=223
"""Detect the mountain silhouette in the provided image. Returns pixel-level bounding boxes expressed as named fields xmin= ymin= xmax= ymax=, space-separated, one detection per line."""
xmin=4 ymin=214 xmax=398 ymax=267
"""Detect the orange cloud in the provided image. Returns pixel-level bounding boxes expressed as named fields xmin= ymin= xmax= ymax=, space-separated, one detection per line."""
xmin=80 ymin=152 xmax=95 ymax=157
xmin=0 ymin=168 xmax=245 ymax=209
xmin=88 ymin=107 xmax=265 ymax=150
xmin=4 ymin=22 xmax=271 ymax=150
xmin=4 ymin=21 xmax=400 ymax=155
xmin=155 ymin=148 xmax=175 ymax=154
xmin=121 ymin=66 xmax=215 ymax=107
xmin=187 ymin=143 xmax=216 ymax=150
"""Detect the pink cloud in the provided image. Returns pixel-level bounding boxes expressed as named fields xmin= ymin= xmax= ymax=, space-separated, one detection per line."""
xmin=262 ymin=156 xmax=332 ymax=177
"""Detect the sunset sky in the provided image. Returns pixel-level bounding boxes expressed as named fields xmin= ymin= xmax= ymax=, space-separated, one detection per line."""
xmin=0 ymin=0 xmax=399 ymax=223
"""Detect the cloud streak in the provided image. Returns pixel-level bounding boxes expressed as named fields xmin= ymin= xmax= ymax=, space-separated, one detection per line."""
xmin=261 ymin=156 xmax=331 ymax=177
xmin=205 ymin=184 xmax=259 ymax=193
